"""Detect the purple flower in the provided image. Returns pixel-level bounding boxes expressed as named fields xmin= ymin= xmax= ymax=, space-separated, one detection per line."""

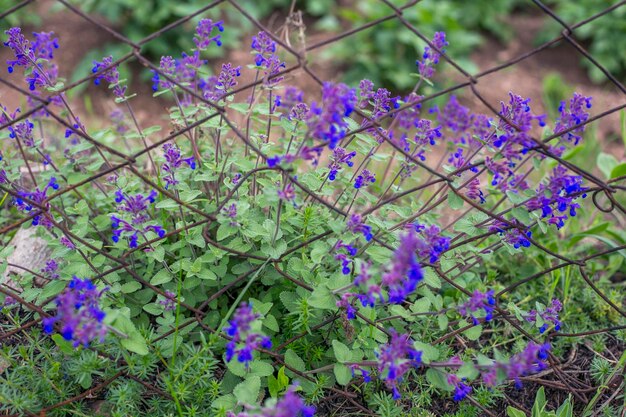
xmin=151 ymin=56 xmax=176 ymax=92
xmin=448 ymin=374 xmax=472 ymax=401
xmin=224 ymin=302 xmax=272 ymax=368
xmin=60 ymin=236 xmax=75 ymax=249
xmin=110 ymin=109 xmax=129 ymax=134
xmin=479 ymin=342 xmax=550 ymax=389
xmin=307 ymin=82 xmax=358 ymax=149
xmin=8 ymin=119 xmax=35 ymax=147
xmin=526 ymin=299 xmax=563 ymax=333
xmin=92 ymin=56 xmax=126 ymax=98
xmin=354 ymin=169 xmax=376 ymax=189
xmin=14 ymin=177 xmax=59 ymax=229
xmin=112 ymin=189 xmax=165 ymax=247
xmin=382 ymin=230 xmax=423 ymax=304
xmin=226 ymin=384 xmax=315 ymax=417
xmin=376 ymin=330 xmax=422 ymax=399
xmin=276 ymin=86 xmax=304 ymax=119
xmin=216 ymin=63 xmax=241 ymax=94
xmin=416 ymin=32 xmax=448 ymax=79
xmin=489 ymin=220 xmax=532 ymax=249
xmin=334 ymin=240 xmax=358 ymax=275
xmin=526 ymin=166 xmax=585 ymax=229
xmin=251 ymin=31 xmax=277 ymax=66
xmin=32 ymin=31 xmax=59 ymax=60
xmin=327 ymin=147 xmax=356 ymax=181
xmin=42 ymin=277 xmax=108 ymax=347
xmin=277 ymin=182 xmax=296 ymax=204
xmin=41 ymin=259 xmax=60 ymax=280
xmin=194 ymin=19 xmax=224 ymax=50
xmin=458 ymin=289 xmax=496 ymax=325
xmin=410 ymin=223 xmax=451 ymax=263
xmin=223 ymin=203 xmax=238 ymax=226
xmin=158 ymin=290 xmax=177 ymax=311
xmin=552 ymin=93 xmax=592 ymax=154
xmin=346 ymin=214 xmax=373 ymax=241
xmin=4 ymin=27 xmax=36 ymax=74
xmin=162 ymin=143 xmax=195 ymax=188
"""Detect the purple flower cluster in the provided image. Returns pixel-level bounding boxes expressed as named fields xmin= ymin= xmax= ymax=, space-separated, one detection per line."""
xmin=552 ymin=93 xmax=592 ymax=154
xmin=327 ymin=147 xmax=356 ymax=181
xmin=158 ymin=290 xmax=177 ymax=311
xmin=162 ymin=143 xmax=195 ymax=188
xmin=458 ymin=289 xmax=496 ymax=325
xmin=251 ymin=31 xmax=285 ymax=86
xmin=8 ymin=118 xmax=35 ymax=147
xmin=111 ymin=190 xmax=165 ymax=248
xmin=41 ymin=259 xmax=60 ymax=280
xmin=277 ymin=181 xmax=296 ymax=203
xmin=193 ymin=19 xmax=224 ymax=50
xmin=42 ymin=277 xmax=108 ymax=347
xmin=375 ymin=330 xmax=422 ymax=399
xmin=354 ymin=169 xmax=376 ymax=189
xmin=526 ymin=166 xmax=585 ymax=229
xmin=307 ymin=82 xmax=358 ymax=149
xmin=481 ymin=342 xmax=551 ymax=388
xmin=489 ymin=220 xmax=532 ymax=249
xmin=382 ymin=231 xmax=423 ymax=304
xmin=334 ymin=240 xmax=358 ymax=275
xmin=5 ymin=28 xmax=58 ymax=91
xmin=224 ymin=302 xmax=272 ymax=368
xmin=411 ymin=223 xmax=451 ymax=263
xmin=346 ymin=214 xmax=373 ymax=241
xmin=226 ymin=385 xmax=315 ymax=417
xmin=92 ymin=56 xmax=126 ymax=99
xmin=15 ymin=177 xmax=60 ymax=229
xmin=223 ymin=203 xmax=238 ymax=226
xmin=4 ymin=28 xmax=63 ymax=113
xmin=526 ymin=299 xmax=562 ymax=333
xmin=276 ymin=86 xmax=306 ymax=120
xmin=447 ymin=374 xmax=472 ymax=401
xmin=416 ymin=32 xmax=448 ymax=79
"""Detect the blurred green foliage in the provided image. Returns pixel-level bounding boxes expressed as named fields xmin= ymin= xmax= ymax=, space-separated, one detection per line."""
xmin=539 ymin=0 xmax=626 ymax=84
xmin=327 ymin=0 xmax=520 ymax=90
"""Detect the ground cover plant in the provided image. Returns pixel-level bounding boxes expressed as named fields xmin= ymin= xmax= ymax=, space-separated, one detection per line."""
xmin=0 ymin=2 xmax=626 ymax=417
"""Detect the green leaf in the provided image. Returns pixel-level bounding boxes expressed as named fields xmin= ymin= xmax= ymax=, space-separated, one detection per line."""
xmin=334 ymin=363 xmax=352 ymax=386
xmin=463 ymin=325 xmax=483 ymax=341
xmin=51 ymin=334 xmax=75 ymax=355
xmin=284 ymin=349 xmax=305 ymax=372
xmin=610 ymin=162 xmax=626 ymax=179
xmin=426 ymin=368 xmax=452 ymax=391
xmin=332 ymin=340 xmax=351 ymax=362
xmin=150 ymin=269 xmax=172 ymax=285
xmin=597 ymin=152 xmax=618 ymax=179
xmin=121 ymin=281 xmax=142 ymax=293
xmin=233 ymin=375 xmax=261 ymax=404
xmin=113 ymin=315 xmax=149 ymax=355
xmin=308 ymin=285 xmax=336 ymax=310
xmin=448 ymin=190 xmax=464 ymax=210
xmin=506 ymin=407 xmax=527 ymax=417
xmin=217 ymin=223 xmax=238 ymax=241
xmin=533 ymin=387 xmax=547 ymax=416
xmin=422 ymin=267 xmax=441 ymax=288
xmin=438 ymin=314 xmax=449 ymax=331
xmin=143 ymin=303 xmax=162 ymax=315
xmin=155 ymin=198 xmax=178 ymax=210
xmin=457 ymin=362 xmax=479 ymax=380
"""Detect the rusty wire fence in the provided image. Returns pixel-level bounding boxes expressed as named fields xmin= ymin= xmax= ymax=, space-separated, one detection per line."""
xmin=1 ymin=0 xmax=626 ymax=415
